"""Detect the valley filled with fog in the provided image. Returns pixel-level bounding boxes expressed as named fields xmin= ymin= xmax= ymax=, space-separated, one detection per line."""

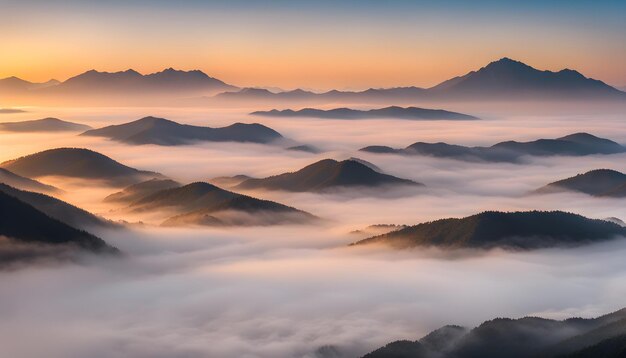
xmin=1 ymin=103 xmax=626 ymax=357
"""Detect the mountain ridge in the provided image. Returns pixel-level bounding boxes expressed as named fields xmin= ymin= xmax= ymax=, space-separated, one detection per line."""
xmin=250 ymin=106 xmax=479 ymax=120
xmin=0 ymin=190 xmax=118 ymax=255
xmin=0 ymin=148 xmax=163 ymax=186
xmin=360 ymin=132 xmax=626 ymax=163
xmin=352 ymin=210 xmax=626 ymax=250
xmin=123 ymin=181 xmax=316 ymax=226
xmin=361 ymin=307 xmax=626 ymax=358
xmin=81 ymin=116 xmax=284 ymax=145
xmin=535 ymin=169 xmax=626 ymax=197
xmin=0 ymin=117 xmax=92 ymax=132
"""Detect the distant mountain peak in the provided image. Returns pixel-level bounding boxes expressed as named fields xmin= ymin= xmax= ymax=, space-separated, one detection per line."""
xmin=559 ymin=132 xmax=600 ymax=140
xmin=236 ymin=157 xmax=420 ymax=192
xmin=428 ymin=57 xmax=622 ymax=99
xmin=479 ymin=57 xmax=536 ymax=73
xmin=135 ymin=116 xmax=175 ymax=125
xmin=148 ymin=68 xmax=211 ymax=78
xmin=242 ymin=88 xmax=274 ymax=94
xmin=3 ymin=76 xmax=26 ymax=82
xmin=123 ymin=69 xmax=140 ymax=75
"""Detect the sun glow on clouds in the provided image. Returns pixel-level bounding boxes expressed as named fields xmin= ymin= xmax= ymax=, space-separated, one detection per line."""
xmin=0 ymin=104 xmax=626 ymax=357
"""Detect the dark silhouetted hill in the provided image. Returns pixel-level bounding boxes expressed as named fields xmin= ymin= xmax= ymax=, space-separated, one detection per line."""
xmin=251 ymin=106 xmax=478 ymax=120
xmin=536 ymin=169 xmax=626 ymax=197
xmin=236 ymin=159 xmax=421 ymax=192
xmin=0 ymin=117 xmax=92 ymax=132
xmin=352 ymin=211 xmax=626 ymax=250
xmin=0 ymin=190 xmax=118 ymax=254
xmin=0 ymin=148 xmax=162 ymax=186
xmin=558 ymin=335 xmax=626 ymax=358
xmin=125 ymin=182 xmax=316 ymax=226
xmin=360 ymin=308 xmax=626 ymax=358
xmin=360 ymin=133 xmax=626 ymax=163
xmin=81 ymin=116 xmax=283 ymax=145
xmin=0 ymin=183 xmax=115 ymax=230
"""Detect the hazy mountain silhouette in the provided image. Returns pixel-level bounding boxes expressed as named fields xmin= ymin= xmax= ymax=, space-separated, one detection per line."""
xmin=0 ymin=117 xmax=92 ymax=132
xmin=429 ymin=58 xmax=624 ymax=99
xmin=558 ymin=335 xmax=626 ymax=358
xmin=213 ymin=58 xmax=624 ymax=103
xmin=251 ymin=106 xmax=478 ymax=120
xmin=216 ymin=87 xmax=316 ymax=101
xmin=352 ymin=211 xmax=626 ymax=250
xmin=0 ymin=108 xmax=27 ymax=114
xmin=3 ymin=58 xmax=623 ymax=104
xmin=360 ymin=133 xmax=626 ymax=163
xmin=0 ymin=76 xmax=59 ymax=92
xmin=209 ymin=175 xmax=253 ymax=189
xmin=215 ymin=86 xmax=428 ymax=104
xmin=535 ymin=169 xmax=626 ymax=197
xmin=0 ymin=168 xmax=58 ymax=193
xmin=52 ymin=68 xmax=236 ymax=95
xmin=81 ymin=116 xmax=283 ymax=145
xmin=235 ymin=159 xmax=421 ymax=192
xmin=0 ymin=183 xmax=114 ymax=230
xmin=0 ymin=148 xmax=163 ymax=186
xmin=361 ymin=308 xmax=626 ymax=358
xmin=104 ymin=178 xmax=181 ymax=204
xmin=125 ymin=182 xmax=316 ymax=226
xmin=286 ymin=145 xmax=320 ymax=153
xmin=0 ymin=190 xmax=118 ymax=254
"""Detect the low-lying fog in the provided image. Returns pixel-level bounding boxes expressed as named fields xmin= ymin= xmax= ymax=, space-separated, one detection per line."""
xmin=1 ymin=105 xmax=626 ymax=357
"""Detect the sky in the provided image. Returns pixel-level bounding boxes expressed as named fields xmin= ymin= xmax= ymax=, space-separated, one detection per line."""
xmin=1 ymin=0 xmax=625 ymax=90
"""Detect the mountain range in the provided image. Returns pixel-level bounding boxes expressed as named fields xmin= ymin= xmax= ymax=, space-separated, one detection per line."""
xmin=81 ymin=116 xmax=284 ymax=145
xmin=0 ymin=68 xmax=236 ymax=102
xmin=234 ymin=158 xmax=421 ymax=192
xmin=2 ymin=58 xmax=624 ymax=105
xmin=360 ymin=132 xmax=626 ymax=163
xmin=215 ymin=58 xmax=625 ymax=104
xmin=361 ymin=307 xmax=626 ymax=358
xmin=250 ymin=106 xmax=478 ymax=120
xmin=0 ymin=117 xmax=92 ymax=132
xmin=351 ymin=211 xmax=626 ymax=250
xmin=0 ymin=76 xmax=60 ymax=92
xmin=121 ymin=182 xmax=316 ymax=226
xmin=535 ymin=169 xmax=626 ymax=197
xmin=0 ymin=148 xmax=163 ymax=186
